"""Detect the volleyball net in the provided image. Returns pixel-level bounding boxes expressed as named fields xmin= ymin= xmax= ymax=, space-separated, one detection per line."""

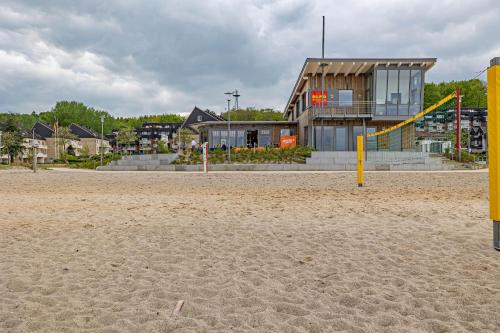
xmin=366 ymin=92 xmax=458 ymax=154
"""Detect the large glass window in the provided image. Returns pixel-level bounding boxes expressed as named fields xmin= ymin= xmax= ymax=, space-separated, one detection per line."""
xmin=339 ymin=90 xmax=353 ymax=107
xmin=229 ymin=130 xmax=237 ymax=147
xmin=398 ymin=70 xmax=410 ymax=116
xmin=410 ymin=70 xmax=422 ymax=115
xmin=387 ymin=70 xmax=399 ymax=116
xmin=258 ymin=129 xmax=271 ymax=147
xmin=220 ymin=130 xmax=228 ymax=147
xmin=375 ymin=70 xmax=387 ymax=115
xmin=314 ymin=126 xmax=334 ymax=151
xmin=211 ymin=130 xmax=220 ymax=148
xmin=335 ymin=127 xmax=347 ymax=151
xmin=237 ymin=130 xmax=245 ymax=147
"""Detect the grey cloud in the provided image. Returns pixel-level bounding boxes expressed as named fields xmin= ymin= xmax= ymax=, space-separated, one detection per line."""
xmin=0 ymin=0 xmax=499 ymax=116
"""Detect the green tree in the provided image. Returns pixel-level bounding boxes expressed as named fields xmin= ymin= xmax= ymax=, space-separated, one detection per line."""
xmin=55 ymin=126 xmax=78 ymax=161
xmin=221 ymin=107 xmax=283 ymax=121
xmin=157 ymin=140 xmax=171 ymax=153
xmin=1 ymin=131 xmax=23 ymax=163
xmin=423 ymin=79 xmax=487 ymax=108
xmin=445 ymin=129 xmax=469 ymax=148
xmin=116 ymin=127 xmax=137 ymax=154
xmin=176 ymin=128 xmax=193 ymax=152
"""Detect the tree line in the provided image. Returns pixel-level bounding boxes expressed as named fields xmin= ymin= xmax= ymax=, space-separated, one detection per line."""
xmin=0 ymin=78 xmax=488 ymax=135
xmin=424 ymin=79 xmax=487 ymax=109
xmin=0 ymin=101 xmax=186 ymax=134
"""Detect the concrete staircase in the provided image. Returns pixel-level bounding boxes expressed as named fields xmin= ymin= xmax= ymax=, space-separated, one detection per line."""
xmin=97 ymin=154 xmax=179 ymax=171
xmin=306 ymin=151 xmax=450 ymax=171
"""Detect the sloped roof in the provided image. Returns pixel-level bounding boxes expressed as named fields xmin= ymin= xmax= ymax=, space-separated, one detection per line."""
xmin=69 ymin=123 xmax=100 ymax=138
xmin=181 ymin=106 xmax=226 ymax=128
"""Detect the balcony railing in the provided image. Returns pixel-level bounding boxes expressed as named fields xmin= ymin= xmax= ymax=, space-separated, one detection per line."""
xmin=309 ymin=101 xmax=375 ymax=118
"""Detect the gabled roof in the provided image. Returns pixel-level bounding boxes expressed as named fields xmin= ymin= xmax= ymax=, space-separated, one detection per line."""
xmin=32 ymin=121 xmax=55 ymax=139
xmin=69 ymin=123 xmax=100 ymax=138
xmin=181 ymin=106 xmax=226 ymax=129
xmin=20 ymin=128 xmax=44 ymax=140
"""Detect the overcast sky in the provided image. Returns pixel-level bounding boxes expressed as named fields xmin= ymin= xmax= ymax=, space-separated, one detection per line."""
xmin=1 ymin=0 xmax=499 ymax=116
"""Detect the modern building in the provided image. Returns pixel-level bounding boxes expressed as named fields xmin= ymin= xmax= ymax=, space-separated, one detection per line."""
xmin=416 ymin=107 xmax=488 ymax=153
xmin=284 ymin=58 xmax=436 ymax=151
xmin=137 ymin=122 xmax=181 ymax=153
xmin=69 ymin=123 xmax=110 ymax=156
xmin=107 ymin=122 xmax=182 ymax=154
xmin=194 ymin=121 xmax=297 ymax=148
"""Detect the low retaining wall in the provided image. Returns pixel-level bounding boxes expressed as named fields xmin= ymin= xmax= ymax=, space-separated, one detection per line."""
xmin=97 ymin=162 xmax=450 ymax=172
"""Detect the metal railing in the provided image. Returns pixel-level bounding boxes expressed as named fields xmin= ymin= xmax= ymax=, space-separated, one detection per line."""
xmin=309 ymin=101 xmax=375 ymax=118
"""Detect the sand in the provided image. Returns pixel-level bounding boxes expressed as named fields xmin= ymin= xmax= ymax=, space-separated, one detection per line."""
xmin=0 ymin=169 xmax=498 ymax=332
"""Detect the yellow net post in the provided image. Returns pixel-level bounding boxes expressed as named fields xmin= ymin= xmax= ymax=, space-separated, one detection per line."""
xmin=357 ymin=135 xmax=364 ymax=187
xmin=488 ymin=57 xmax=500 ymax=251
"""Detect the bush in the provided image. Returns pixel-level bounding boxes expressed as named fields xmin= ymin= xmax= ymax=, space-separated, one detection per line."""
xmin=175 ymin=146 xmax=313 ymax=165
xmin=68 ymin=153 xmax=122 ymax=169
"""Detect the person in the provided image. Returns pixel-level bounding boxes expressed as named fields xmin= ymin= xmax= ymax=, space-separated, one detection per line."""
xmin=191 ymin=139 xmax=197 ymax=151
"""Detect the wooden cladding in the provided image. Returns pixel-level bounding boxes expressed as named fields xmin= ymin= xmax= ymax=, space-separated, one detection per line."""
xmin=307 ymin=73 xmax=367 ymax=101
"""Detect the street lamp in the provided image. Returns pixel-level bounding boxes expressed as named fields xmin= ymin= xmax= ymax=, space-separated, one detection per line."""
xmin=224 ymin=91 xmax=233 ymax=162
xmin=100 ymin=116 xmax=104 ymax=167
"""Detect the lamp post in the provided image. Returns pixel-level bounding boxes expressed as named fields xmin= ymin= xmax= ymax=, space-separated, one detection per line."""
xmin=100 ymin=116 xmax=104 ymax=167
xmin=224 ymin=91 xmax=233 ymax=162
xmin=0 ymin=130 xmax=3 ymax=164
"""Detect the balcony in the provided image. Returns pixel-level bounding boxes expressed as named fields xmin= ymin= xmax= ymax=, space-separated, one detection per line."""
xmin=309 ymin=101 xmax=374 ymax=119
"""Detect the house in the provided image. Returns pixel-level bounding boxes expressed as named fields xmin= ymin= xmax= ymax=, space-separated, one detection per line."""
xmin=414 ymin=108 xmax=488 ymax=153
xmin=284 ymin=58 xmax=436 ymax=151
xmin=33 ymin=121 xmax=83 ymax=161
xmin=182 ymin=107 xmax=226 ymax=129
xmin=107 ymin=122 xmax=182 ymax=154
xmin=19 ymin=129 xmax=48 ymax=164
xmin=69 ymin=123 xmax=110 ymax=156
xmin=136 ymin=122 xmax=181 ymax=153
xmin=194 ymin=121 xmax=297 ymax=148
xmin=178 ymin=107 xmax=226 ymax=148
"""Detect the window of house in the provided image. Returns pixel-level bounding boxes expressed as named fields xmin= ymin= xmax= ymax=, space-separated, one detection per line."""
xmin=375 ymin=69 xmax=387 ymax=115
xmin=237 ymin=131 xmax=245 ymax=147
xmin=398 ymin=70 xmax=410 ymax=116
xmin=386 ymin=70 xmax=399 ymax=116
xmin=197 ymin=115 xmax=203 ymax=122
xmin=280 ymin=128 xmax=291 ymax=136
xmin=339 ymin=90 xmax=353 ymax=107
xmin=410 ymin=70 xmax=422 ymax=115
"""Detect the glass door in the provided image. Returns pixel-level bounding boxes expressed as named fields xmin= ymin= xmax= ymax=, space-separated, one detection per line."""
xmin=335 ymin=127 xmax=347 ymax=151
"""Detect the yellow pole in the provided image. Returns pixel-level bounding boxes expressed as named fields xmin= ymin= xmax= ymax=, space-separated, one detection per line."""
xmin=357 ymin=135 xmax=364 ymax=187
xmin=488 ymin=57 xmax=500 ymax=251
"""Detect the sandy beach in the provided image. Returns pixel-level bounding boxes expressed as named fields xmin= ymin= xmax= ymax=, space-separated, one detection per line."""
xmin=0 ymin=169 xmax=498 ymax=332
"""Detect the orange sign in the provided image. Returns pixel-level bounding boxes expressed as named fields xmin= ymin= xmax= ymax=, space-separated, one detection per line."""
xmin=280 ymin=136 xmax=297 ymax=148
xmin=311 ymin=90 xmax=327 ymax=106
